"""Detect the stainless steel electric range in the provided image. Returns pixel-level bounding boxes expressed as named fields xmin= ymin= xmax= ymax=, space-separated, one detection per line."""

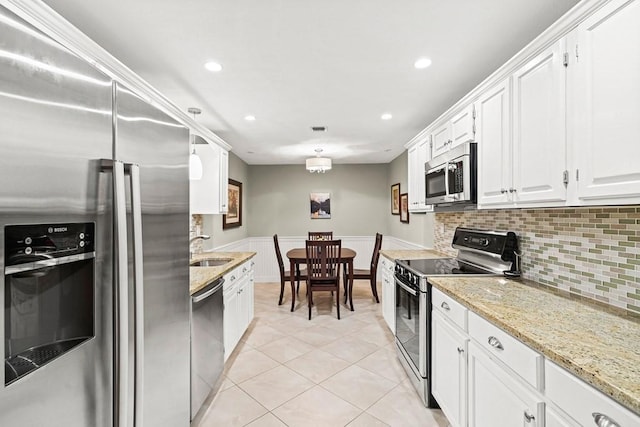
xmin=394 ymin=227 xmax=519 ymax=407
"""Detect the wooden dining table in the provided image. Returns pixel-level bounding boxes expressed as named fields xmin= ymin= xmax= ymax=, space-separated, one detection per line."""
xmin=286 ymin=247 xmax=357 ymax=313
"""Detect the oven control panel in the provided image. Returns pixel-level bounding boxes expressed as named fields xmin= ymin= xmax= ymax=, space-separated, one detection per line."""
xmin=5 ymin=222 xmax=95 ymax=266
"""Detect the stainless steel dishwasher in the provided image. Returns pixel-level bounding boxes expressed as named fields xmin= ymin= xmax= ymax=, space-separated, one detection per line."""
xmin=190 ymin=277 xmax=225 ymax=419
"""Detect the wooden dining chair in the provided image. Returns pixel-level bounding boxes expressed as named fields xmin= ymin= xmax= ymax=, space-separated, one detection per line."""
xmin=349 ymin=233 xmax=383 ymax=304
xmin=273 ymin=234 xmax=306 ymax=305
xmin=308 ymin=231 xmax=333 ymax=241
xmin=305 ymin=239 xmax=342 ymax=320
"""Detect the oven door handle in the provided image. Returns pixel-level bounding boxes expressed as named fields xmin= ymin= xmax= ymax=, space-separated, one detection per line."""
xmin=395 ymin=278 xmax=418 ymax=296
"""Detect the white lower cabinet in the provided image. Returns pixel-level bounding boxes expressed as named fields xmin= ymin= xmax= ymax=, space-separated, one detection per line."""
xmin=546 ymin=359 xmax=639 ymax=427
xmin=467 ymin=340 xmax=544 ymax=427
xmin=380 ymin=256 xmax=395 ymax=332
xmin=223 ymin=259 xmax=254 ymax=361
xmin=431 ymin=287 xmax=640 ymax=427
xmin=432 ymin=311 xmax=468 ymax=427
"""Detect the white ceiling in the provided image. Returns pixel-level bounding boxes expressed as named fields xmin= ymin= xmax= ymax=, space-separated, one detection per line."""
xmin=43 ymin=0 xmax=579 ymax=165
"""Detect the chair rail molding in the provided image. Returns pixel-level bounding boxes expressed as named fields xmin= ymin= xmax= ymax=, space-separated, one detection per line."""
xmin=212 ymin=235 xmax=427 ymax=283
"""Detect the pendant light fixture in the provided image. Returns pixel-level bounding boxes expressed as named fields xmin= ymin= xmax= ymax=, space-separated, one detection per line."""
xmin=188 ymin=107 xmax=203 ymax=180
xmin=306 ymin=148 xmax=332 ymax=173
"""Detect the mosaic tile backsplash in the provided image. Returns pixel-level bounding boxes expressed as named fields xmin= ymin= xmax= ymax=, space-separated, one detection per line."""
xmin=190 ymin=214 xmax=204 ymax=255
xmin=433 ymin=206 xmax=640 ymax=313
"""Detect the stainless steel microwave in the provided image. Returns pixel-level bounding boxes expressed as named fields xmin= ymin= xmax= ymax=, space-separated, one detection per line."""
xmin=425 ymin=142 xmax=477 ymax=208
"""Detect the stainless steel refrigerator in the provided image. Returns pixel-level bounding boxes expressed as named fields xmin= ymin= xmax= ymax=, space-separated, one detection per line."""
xmin=0 ymin=5 xmax=191 ymax=426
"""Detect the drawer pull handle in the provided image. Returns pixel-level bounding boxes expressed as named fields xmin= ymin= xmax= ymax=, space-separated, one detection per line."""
xmin=524 ymin=411 xmax=535 ymax=423
xmin=441 ymin=302 xmax=450 ymax=311
xmin=457 ymin=347 xmax=464 ymax=354
xmin=592 ymin=413 xmax=620 ymax=427
xmin=488 ymin=336 xmax=504 ymax=350
xmin=231 ymin=275 xmax=236 ymax=281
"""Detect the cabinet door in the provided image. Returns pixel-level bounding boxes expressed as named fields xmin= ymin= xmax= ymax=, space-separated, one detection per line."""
xmin=476 ymin=78 xmax=512 ymax=207
xmin=219 ymin=149 xmax=229 ymax=214
xmin=432 ymin=312 xmax=468 ymax=427
xmin=512 ymin=39 xmax=567 ymax=204
xmin=381 ymin=258 xmax=395 ymax=333
xmin=407 ymin=144 xmax=420 ymax=208
xmin=468 ymin=342 xmax=543 ymax=427
xmin=572 ymin=0 xmax=640 ymax=203
xmin=408 ymin=137 xmax=432 ymax=212
xmin=432 ymin=122 xmax=452 ymax=157
xmin=223 ymin=283 xmax=238 ymax=361
xmin=190 ymin=140 xmax=228 ymax=214
xmin=451 ymin=104 xmax=475 ymax=148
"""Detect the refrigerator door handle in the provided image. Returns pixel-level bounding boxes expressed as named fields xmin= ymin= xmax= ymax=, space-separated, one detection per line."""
xmin=106 ymin=159 xmax=130 ymax=427
xmin=127 ymin=163 xmax=145 ymax=427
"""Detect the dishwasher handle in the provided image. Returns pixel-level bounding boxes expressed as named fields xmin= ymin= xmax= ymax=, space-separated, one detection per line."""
xmin=192 ymin=278 xmax=225 ymax=303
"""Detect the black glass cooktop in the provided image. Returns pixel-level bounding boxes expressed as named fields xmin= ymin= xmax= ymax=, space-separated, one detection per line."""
xmin=399 ymin=258 xmax=493 ymax=276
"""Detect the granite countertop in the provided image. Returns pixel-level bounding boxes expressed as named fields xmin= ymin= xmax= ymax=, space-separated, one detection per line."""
xmin=189 ymin=251 xmax=256 ymax=295
xmin=429 ymin=276 xmax=640 ymax=415
xmin=380 ymin=249 xmax=449 ymax=260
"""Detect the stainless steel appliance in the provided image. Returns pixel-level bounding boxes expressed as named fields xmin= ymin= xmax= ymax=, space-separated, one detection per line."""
xmin=190 ymin=277 xmax=225 ymax=419
xmin=394 ymin=227 xmax=519 ymax=407
xmin=425 ymin=142 xmax=477 ymax=209
xmin=0 ymin=6 xmax=191 ymax=426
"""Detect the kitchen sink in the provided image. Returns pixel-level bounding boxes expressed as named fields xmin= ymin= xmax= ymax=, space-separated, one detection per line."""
xmin=190 ymin=258 xmax=234 ymax=267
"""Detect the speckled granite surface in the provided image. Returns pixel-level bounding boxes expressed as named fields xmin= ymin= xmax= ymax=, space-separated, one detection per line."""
xmin=189 ymin=252 xmax=256 ymax=295
xmin=379 ymin=249 xmax=449 ymax=261
xmin=429 ymin=276 xmax=640 ymax=415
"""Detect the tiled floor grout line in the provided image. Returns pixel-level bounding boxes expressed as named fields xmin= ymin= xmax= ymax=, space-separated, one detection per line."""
xmin=196 ymin=282 xmax=449 ymax=427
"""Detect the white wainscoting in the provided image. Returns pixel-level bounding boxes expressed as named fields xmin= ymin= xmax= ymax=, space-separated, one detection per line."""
xmin=212 ymin=235 xmax=427 ymax=283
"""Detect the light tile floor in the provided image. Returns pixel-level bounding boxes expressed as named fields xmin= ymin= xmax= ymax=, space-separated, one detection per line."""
xmin=193 ymin=281 xmax=451 ymax=427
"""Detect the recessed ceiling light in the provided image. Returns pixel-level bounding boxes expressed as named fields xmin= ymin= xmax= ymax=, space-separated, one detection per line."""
xmin=244 ymin=115 xmax=256 ymax=121
xmin=381 ymin=113 xmax=393 ymax=120
xmin=204 ymin=61 xmax=222 ymax=72
xmin=414 ymin=57 xmax=432 ymax=69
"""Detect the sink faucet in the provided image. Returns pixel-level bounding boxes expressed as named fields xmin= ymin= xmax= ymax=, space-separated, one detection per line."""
xmin=190 ymin=234 xmax=211 ymax=245
xmin=190 ymin=234 xmax=211 ymax=258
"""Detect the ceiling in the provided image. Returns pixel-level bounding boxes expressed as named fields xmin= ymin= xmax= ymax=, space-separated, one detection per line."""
xmin=43 ymin=0 xmax=579 ymax=165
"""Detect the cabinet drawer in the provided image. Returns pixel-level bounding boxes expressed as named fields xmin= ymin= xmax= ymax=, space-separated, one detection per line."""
xmin=223 ymin=266 xmax=241 ymax=290
xmin=468 ymin=311 xmax=542 ymax=389
xmin=432 ymin=287 xmax=468 ymax=331
xmin=545 ymin=360 xmax=639 ymax=427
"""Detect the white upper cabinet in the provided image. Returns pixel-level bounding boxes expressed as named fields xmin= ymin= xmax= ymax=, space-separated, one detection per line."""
xmin=407 ymin=135 xmax=433 ymax=212
xmin=190 ymin=137 xmax=229 ymax=214
xmin=431 ymin=122 xmax=452 ymax=158
xmin=476 ymin=78 xmax=512 ymax=207
xmin=432 ymin=104 xmax=476 ymax=158
xmin=451 ymin=104 xmax=476 ymax=147
xmin=512 ymin=38 xmax=567 ymax=205
xmin=571 ymin=0 xmax=640 ymax=204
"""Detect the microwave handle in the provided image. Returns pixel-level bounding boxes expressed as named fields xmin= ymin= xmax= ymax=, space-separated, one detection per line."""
xmin=444 ymin=161 xmax=450 ymax=196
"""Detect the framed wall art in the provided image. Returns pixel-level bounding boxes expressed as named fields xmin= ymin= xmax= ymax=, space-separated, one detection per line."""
xmin=223 ymin=179 xmax=242 ymax=229
xmin=391 ymin=183 xmax=400 ymax=215
xmin=400 ymin=193 xmax=409 ymax=223
xmin=310 ymin=192 xmax=331 ymax=219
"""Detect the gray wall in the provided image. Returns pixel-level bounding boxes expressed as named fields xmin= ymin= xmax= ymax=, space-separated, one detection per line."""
xmin=247 ymin=164 xmax=388 ymax=237
xmin=386 ymin=151 xmax=435 ymax=247
xmin=202 ymin=150 xmax=436 ymax=248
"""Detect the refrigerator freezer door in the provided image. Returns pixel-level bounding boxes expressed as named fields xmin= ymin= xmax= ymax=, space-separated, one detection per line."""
xmin=114 ymin=83 xmax=191 ymax=426
xmin=0 ymin=5 xmax=114 ymax=427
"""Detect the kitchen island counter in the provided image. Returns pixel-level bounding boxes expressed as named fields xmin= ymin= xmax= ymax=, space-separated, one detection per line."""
xmin=189 ymin=252 xmax=256 ymax=295
xmin=429 ymin=275 xmax=640 ymax=415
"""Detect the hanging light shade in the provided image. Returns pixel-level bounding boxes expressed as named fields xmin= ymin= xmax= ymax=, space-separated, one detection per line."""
xmin=306 ymin=148 xmax=332 ymax=173
xmin=189 ymin=146 xmax=203 ymax=180
xmin=188 ymin=107 xmax=203 ymax=180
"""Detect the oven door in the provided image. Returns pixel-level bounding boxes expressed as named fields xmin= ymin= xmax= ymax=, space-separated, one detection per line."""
xmin=425 ymin=164 xmax=448 ymax=205
xmin=394 ymin=276 xmax=426 ymax=378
